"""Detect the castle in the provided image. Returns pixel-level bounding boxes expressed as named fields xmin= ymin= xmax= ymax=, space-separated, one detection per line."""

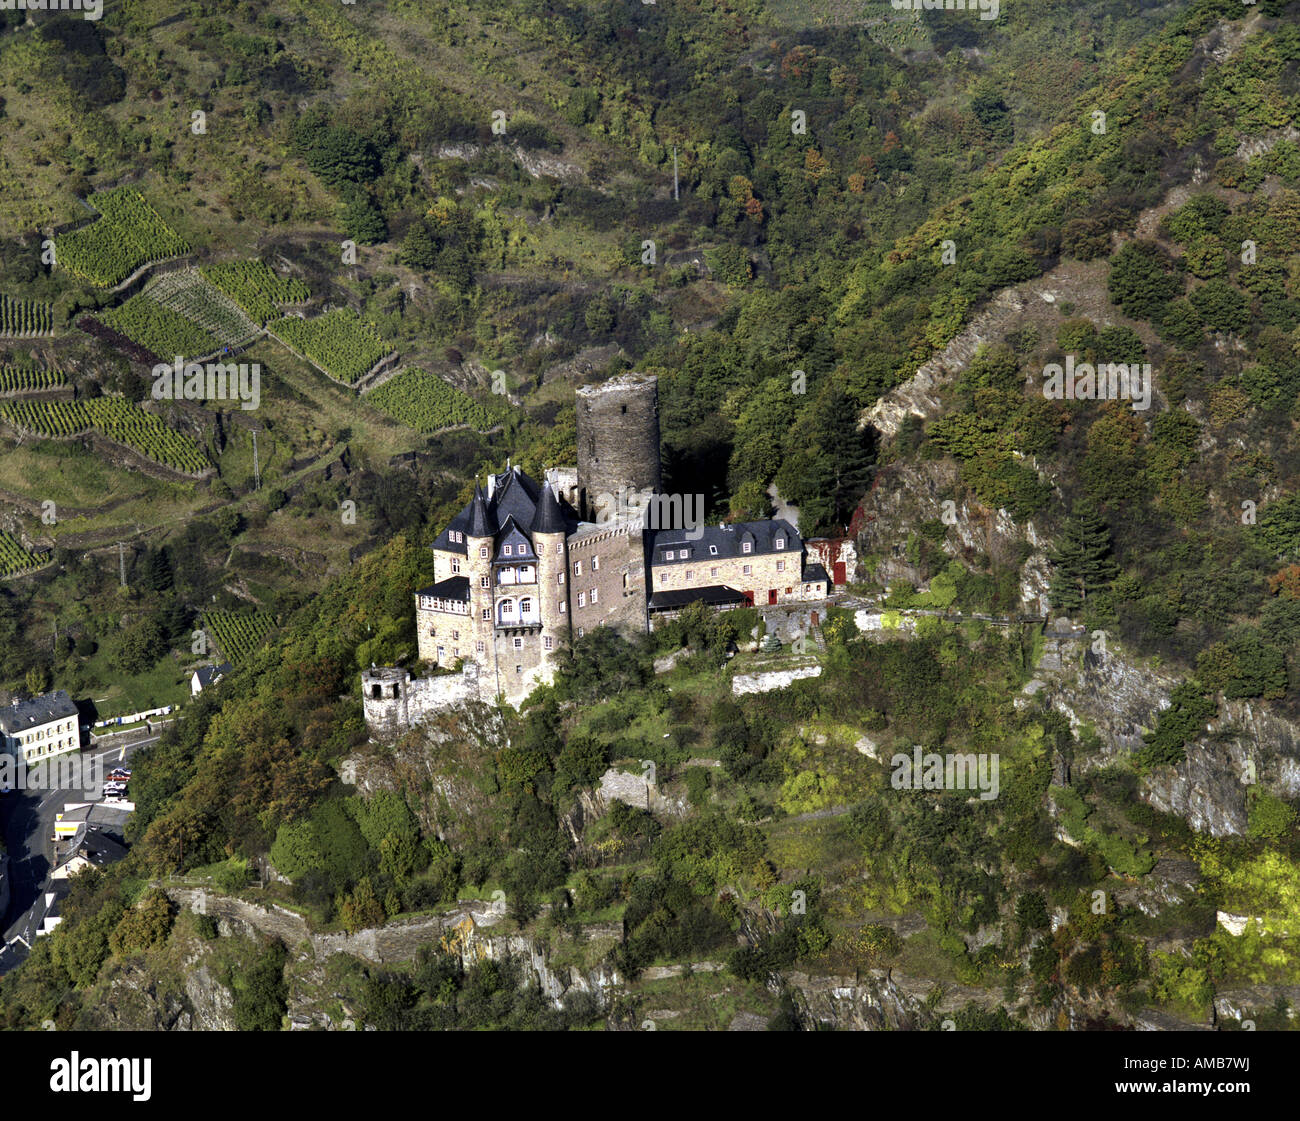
xmin=363 ymin=373 xmax=834 ymax=720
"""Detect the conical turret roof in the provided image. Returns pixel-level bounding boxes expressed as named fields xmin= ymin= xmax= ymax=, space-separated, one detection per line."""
xmin=531 ymin=479 xmax=567 ymax=534
xmin=467 ymin=482 xmax=498 ymax=537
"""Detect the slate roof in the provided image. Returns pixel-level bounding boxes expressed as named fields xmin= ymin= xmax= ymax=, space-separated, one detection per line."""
xmin=432 ymin=467 xmax=577 ymax=555
xmin=648 ymin=519 xmax=801 ymax=566
xmin=0 ymin=690 xmax=78 ymax=735
xmin=648 ymin=585 xmax=750 ymax=611
xmin=192 ymin=662 xmax=232 ymax=690
xmin=803 ymin=562 xmax=830 ymax=585
xmin=415 ymin=575 xmax=471 ymax=602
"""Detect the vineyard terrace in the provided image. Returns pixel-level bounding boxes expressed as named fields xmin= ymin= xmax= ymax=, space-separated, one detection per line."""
xmin=152 ymin=358 xmax=260 ymax=411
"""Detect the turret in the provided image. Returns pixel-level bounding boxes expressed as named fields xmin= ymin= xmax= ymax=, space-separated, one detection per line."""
xmin=465 ymin=482 xmax=497 ymax=683
xmin=532 ymin=476 xmax=570 ymax=659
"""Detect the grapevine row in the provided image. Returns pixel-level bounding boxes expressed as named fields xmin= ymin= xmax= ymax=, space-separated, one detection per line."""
xmin=366 ymin=367 xmax=507 ymax=432
xmin=203 ymin=610 xmax=275 ymax=663
xmin=0 ymin=294 xmax=53 ymax=336
xmin=55 ymin=188 xmax=190 ymax=288
xmin=201 ymin=260 xmax=310 ymax=327
xmin=0 ymin=398 xmax=209 ymax=473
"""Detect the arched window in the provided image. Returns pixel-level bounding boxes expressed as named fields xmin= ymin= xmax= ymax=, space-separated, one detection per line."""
xmin=519 ymin=597 xmax=533 ymax=620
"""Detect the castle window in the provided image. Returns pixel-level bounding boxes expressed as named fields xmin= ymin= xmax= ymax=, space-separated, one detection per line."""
xmin=681 ymin=548 xmax=690 ymax=559
xmin=560 ymin=601 xmax=566 ymax=613
xmin=775 ymin=536 xmax=785 ymax=550
xmin=578 ymin=592 xmax=586 ymax=608
xmin=480 ymin=547 xmax=489 ymax=558
xmin=516 ymin=665 xmax=522 ymax=675
xmin=501 ymin=599 xmax=515 ymax=617
xmin=709 ymin=545 xmax=718 ymax=555
xmin=577 ymin=627 xmax=584 ymax=638
xmin=710 ymin=567 xmax=718 ymax=577
xmin=482 ymin=609 xmax=490 ymax=620
xmin=590 ymin=587 xmax=598 ymax=604
xmin=503 ymin=545 xmax=512 ymax=556
xmin=592 ymin=555 xmax=600 ymax=570
xmin=665 ymin=550 xmax=674 ymax=560
xmin=743 ymin=565 xmax=752 ymax=576
xmin=453 ymin=648 xmax=460 ymax=658
xmin=452 ymin=630 xmax=459 ymax=640
xmin=476 ymin=641 xmax=485 ymax=653
xmin=556 ymin=543 xmax=563 ymax=555
xmin=451 ymin=559 xmax=461 ymax=574
xmin=623 ymin=573 xmax=629 ymax=591
xmin=742 ymin=541 xmax=752 ymax=554
xmin=544 ymin=636 xmax=553 ymax=650
xmin=480 ymin=576 xmax=490 ymax=588
xmin=574 ymin=561 xmax=582 ymax=576
xmin=371 ymin=683 xmax=381 ymax=699
xmin=776 ymin=560 xmax=785 ymax=573
xmin=685 ymin=570 xmax=693 ymax=581
xmin=520 ymin=597 xmax=533 ymax=619
xmin=557 ymin=572 xmax=564 ymax=586
xmin=513 ymin=638 xmax=523 ymax=650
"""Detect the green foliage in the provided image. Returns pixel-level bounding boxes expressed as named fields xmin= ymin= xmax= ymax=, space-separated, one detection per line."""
xmin=1107 ymin=241 xmax=1183 ymax=320
xmin=228 ymin=940 xmax=288 ymax=1031
xmin=1137 ymin=683 xmax=1217 ymax=769
xmin=1048 ymin=504 xmax=1119 ymax=614
xmin=55 ymin=188 xmax=190 ymax=287
xmin=366 ymin=367 xmax=506 ymax=432
xmin=272 ymin=309 xmax=391 ymax=384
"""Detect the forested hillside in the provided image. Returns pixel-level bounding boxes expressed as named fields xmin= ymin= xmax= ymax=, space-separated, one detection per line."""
xmin=1 ymin=0 xmax=1299 ymax=1031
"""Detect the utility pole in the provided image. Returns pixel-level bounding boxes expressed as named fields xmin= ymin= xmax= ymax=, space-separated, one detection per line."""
xmin=252 ymin=430 xmax=261 ymax=491
xmin=673 ymin=147 xmax=679 ymax=201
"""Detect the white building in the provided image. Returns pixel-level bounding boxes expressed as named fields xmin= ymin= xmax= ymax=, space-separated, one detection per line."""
xmin=0 ymin=690 xmax=80 ymax=764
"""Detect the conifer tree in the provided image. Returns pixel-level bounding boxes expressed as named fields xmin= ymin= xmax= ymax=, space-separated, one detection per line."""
xmin=1048 ymin=503 xmax=1119 ymax=612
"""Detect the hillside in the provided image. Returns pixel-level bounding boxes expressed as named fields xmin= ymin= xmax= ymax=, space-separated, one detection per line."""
xmin=0 ymin=0 xmax=1298 ymax=1034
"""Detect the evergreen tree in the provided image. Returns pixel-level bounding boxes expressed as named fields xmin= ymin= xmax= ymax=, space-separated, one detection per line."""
xmin=399 ymin=220 xmax=438 ymax=271
xmin=340 ymin=189 xmax=387 ymax=245
xmin=146 ymin=547 xmax=173 ymax=593
xmin=815 ymin=386 xmax=874 ymax=528
xmin=1048 ymin=504 xmax=1119 ymax=613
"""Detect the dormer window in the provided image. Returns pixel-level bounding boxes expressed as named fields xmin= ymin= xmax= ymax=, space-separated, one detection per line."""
xmin=665 ymin=550 xmax=674 ymax=560
xmin=742 ymin=541 xmax=752 ymax=554
xmin=503 ymin=545 xmax=512 ymax=556
xmin=775 ymin=536 xmax=785 ymax=550
xmin=709 ymin=545 xmax=718 ymax=555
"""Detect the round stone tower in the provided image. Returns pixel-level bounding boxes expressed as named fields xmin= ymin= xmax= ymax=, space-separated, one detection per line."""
xmin=576 ymin=373 xmax=662 ymax=523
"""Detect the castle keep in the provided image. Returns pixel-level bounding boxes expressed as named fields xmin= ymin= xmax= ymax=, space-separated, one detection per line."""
xmin=365 ymin=373 xmax=832 ymax=723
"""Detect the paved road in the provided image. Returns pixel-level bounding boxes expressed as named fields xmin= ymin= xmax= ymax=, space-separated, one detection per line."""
xmin=0 ymin=734 xmax=155 ymax=975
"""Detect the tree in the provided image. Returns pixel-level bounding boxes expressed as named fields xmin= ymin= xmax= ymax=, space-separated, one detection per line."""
xmin=340 ymin=189 xmax=387 ymax=245
xmin=116 ymin=617 xmax=167 ymax=674
xmin=1048 ymin=504 xmax=1119 ymax=613
xmin=815 ymin=386 xmax=875 ymax=526
xmin=1107 ymin=241 xmax=1183 ymax=320
xmin=24 ymin=664 xmax=50 ymax=695
xmin=400 ymin=221 xmax=438 ymax=270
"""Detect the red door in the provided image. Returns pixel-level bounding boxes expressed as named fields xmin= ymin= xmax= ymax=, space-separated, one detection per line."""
xmin=811 ymin=611 xmax=819 ymax=627
xmin=833 ymin=561 xmax=846 ymax=585
xmin=768 ymin=589 xmax=777 ymax=605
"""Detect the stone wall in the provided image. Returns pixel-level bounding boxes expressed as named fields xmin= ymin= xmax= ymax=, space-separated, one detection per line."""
xmin=566 ymin=521 xmax=648 ymax=637
xmin=361 ymin=664 xmax=481 ymax=739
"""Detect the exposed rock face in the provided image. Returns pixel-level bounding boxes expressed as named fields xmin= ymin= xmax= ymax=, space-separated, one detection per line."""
xmin=854 ymin=459 xmax=1049 ymax=613
xmin=345 ymin=703 xmax=508 ymax=847
xmin=160 ymin=887 xmax=621 ymax=1021
xmin=861 ymin=288 xmax=1028 ymax=439
xmin=1032 ymin=631 xmax=1300 ymax=837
